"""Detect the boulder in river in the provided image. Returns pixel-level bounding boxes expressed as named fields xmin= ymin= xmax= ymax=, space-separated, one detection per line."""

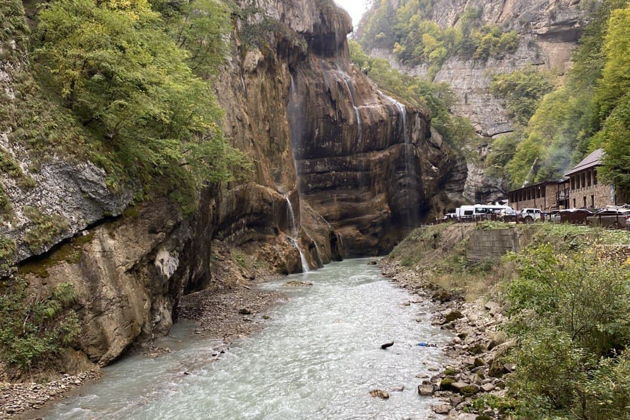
xmin=451 ymin=382 xmax=479 ymax=397
xmin=284 ymin=281 xmax=314 ymax=287
xmin=443 ymin=310 xmax=464 ymax=324
xmin=369 ymin=389 xmax=390 ymax=400
xmin=418 ymin=384 xmax=434 ymax=396
xmin=431 ymin=403 xmax=451 ymax=414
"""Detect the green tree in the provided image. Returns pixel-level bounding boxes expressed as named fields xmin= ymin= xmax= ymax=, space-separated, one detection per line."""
xmin=35 ymin=0 xmax=247 ymax=208
xmin=595 ymin=6 xmax=630 ymax=198
xmin=349 ymin=40 xmax=476 ymax=148
xmin=504 ymin=244 xmax=630 ymax=418
xmin=501 ymin=0 xmax=629 ymax=189
xmin=151 ymin=0 xmax=231 ymax=78
xmin=490 ymin=68 xmax=555 ymax=125
xmin=599 ymin=94 xmax=630 ymax=198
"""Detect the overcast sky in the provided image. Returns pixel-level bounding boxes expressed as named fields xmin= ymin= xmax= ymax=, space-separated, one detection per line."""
xmin=334 ymin=0 xmax=369 ymax=28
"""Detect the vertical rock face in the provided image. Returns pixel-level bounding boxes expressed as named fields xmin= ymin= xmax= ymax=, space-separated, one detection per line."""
xmin=365 ymin=0 xmax=596 ymax=202
xmin=2 ymin=0 xmax=464 ymax=367
xmin=279 ymin=2 xmax=463 ymax=255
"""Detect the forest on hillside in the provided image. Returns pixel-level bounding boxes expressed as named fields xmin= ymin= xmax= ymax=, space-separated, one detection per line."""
xmin=357 ymin=0 xmax=629 ymax=196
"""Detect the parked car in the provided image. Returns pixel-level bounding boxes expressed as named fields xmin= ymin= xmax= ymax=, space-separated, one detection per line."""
xmin=520 ymin=208 xmax=542 ymax=223
xmin=559 ymin=208 xmax=593 ymax=225
xmin=499 ymin=207 xmax=517 ymax=217
xmin=544 ymin=210 xmax=561 ymax=223
xmin=444 ymin=208 xmax=457 ymax=220
xmin=587 ymin=208 xmax=630 ymax=228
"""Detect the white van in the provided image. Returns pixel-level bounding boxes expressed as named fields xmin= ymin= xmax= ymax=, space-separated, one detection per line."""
xmin=456 ymin=205 xmax=475 ymax=220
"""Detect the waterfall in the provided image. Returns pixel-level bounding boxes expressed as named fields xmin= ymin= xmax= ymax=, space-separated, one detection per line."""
xmin=304 ymin=229 xmax=323 ymax=267
xmin=285 ymin=194 xmax=310 ymax=273
xmin=382 ymin=92 xmax=417 ymax=228
xmin=381 ymin=93 xmax=408 ymax=144
xmin=286 ymin=74 xmax=311 ymax=273
xmin=334 ymin=69 xmax=363 ymax=144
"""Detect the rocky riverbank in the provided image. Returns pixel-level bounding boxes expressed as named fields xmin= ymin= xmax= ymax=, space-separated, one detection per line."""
xmin=178 ymin=282 xmax=285 ymax=346
xmin=381 ymin=260 xmax=514 ymax=420
xmin=3 ymin=280 xmax=284 ymax=420
xmin=0 ymin=370 xmax=100 ymax=419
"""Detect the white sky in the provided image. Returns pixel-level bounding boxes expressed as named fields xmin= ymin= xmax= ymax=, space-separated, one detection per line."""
xmin=334 ymin=0 xmax=369 ymax=28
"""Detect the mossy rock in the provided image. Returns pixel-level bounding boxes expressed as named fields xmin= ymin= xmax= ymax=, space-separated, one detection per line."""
xmin=469 ymin=343 xmax=486 ymax=355
xmin=439 ymin=376 xmax=457 ymax=390
xmin=476 ymin=416 xmax=493 ymax=420
xmin=23 ymin=206 xmax=70 ymax=253
xmin=0 ymin=236 xmax=16 ymax=273
xmin=443 ymin=367 xmax=458 ymax=376
xmin=433 ymin=289 xmax=454 ymax=303
xmin=460 ymin=384 xmax=480 ymax=397
xmin=19 ymin=233 xmax=93 ymax=278
xmin=444 ymin=310 xmax=464 ymax=323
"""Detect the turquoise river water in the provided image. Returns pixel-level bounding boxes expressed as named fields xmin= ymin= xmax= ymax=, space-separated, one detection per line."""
xmin=44 ymin=259 xmax=451 ymax=420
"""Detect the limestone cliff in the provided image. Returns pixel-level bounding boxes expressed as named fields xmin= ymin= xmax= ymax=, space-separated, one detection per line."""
xmin=0 ymin=0 xmax=463 ymax=370
xmin=364 ymin=0 xmax=597 ymax=202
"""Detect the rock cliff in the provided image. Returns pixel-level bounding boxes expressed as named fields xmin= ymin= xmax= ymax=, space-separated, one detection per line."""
xmin=0 ymin=0 xmax=463 ymax=369
xmin=364 ymin=0 xmax=597 ymax=202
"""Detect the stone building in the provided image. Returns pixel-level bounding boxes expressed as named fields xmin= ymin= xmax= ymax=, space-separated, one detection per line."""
xmin=508 ymin=180 xmax=569 ymax=211
xmin=508 ymin=149 xmax=618 ymax=210
xmin=565 ymin=149 xmax=616 ymax=209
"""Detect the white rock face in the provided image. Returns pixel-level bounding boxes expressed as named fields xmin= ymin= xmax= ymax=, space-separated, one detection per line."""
xmin=155 ymin=248 xmax=180 ymax=280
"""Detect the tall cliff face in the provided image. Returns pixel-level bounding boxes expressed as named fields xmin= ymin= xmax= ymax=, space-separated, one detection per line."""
xmin=218 ymin=0 xmax=464 ymax=256
xmin=365 ymin=0 xmax=596 ymax=202
xmin=0 ymin=0 xmax=463 ymax=370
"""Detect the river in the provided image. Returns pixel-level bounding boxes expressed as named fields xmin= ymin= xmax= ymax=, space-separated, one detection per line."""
xmin=44 ymin=259 xmax=451 ymax=419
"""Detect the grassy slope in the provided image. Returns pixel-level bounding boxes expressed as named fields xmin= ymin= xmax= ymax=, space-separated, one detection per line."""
xmin=387 ymin=222 xmax=630 ymax=418
xmin=388 ymin=222 xmax=630 ymax=300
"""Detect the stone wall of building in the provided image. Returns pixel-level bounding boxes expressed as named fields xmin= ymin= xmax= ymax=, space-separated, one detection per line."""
xmin=570 ymin=182 xmax=616 ymax=209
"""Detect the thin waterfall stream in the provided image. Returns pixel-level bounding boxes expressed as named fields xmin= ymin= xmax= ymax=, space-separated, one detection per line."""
xmin=284 ymin=194 xmax=310 ymax=272
xmin=381 ymin=92 xmax=417 ymax=228
xmin=43 ymin=259 xmax=451 ymax=420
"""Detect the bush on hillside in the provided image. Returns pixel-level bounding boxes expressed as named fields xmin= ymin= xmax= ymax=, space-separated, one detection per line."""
xmin=504 ymin=244 xmax=630 ymax=418
xmin=0 ymin=280 xmax=81 ymax=372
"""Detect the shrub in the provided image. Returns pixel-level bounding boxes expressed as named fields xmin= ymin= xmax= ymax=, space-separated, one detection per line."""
xmin=0 ymin=237 xmax=16 ymax=273
xmin=504 ymin=243 xmax=630 ymax=418
xmin=0 ymin=280 xmax=81 ymax=371
xmin=490 ymin=68 xmax=555 ymax=126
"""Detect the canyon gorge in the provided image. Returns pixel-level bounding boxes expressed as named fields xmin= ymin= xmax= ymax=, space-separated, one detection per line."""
xmin=2 ymin=0 xmax=629 ymax=418
xmin=0 ymin=0 xmax=463 ymax=373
